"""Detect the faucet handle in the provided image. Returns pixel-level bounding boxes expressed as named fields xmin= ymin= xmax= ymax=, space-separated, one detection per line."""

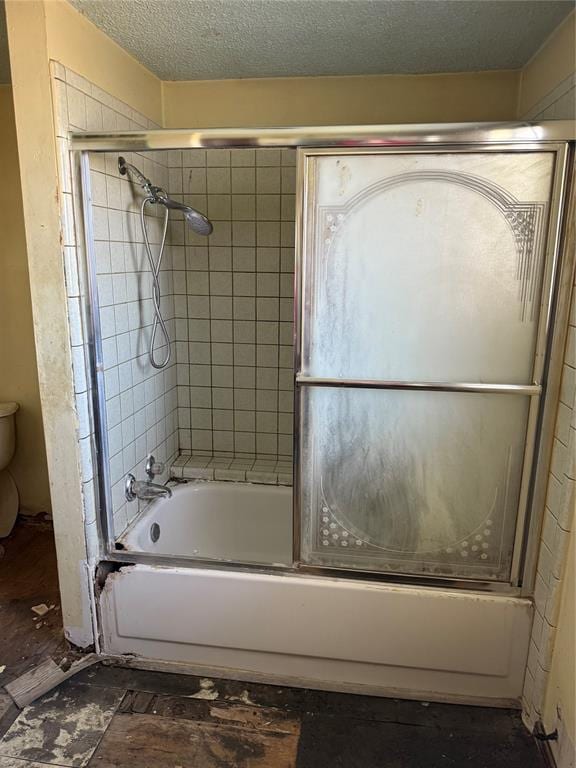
xmin=146 ymin=454 xmax=165 ymax=480
xmin=125 ymin=473 xmax=137 ymax=502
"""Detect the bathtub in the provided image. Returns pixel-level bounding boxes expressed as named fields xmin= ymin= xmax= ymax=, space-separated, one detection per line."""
xmin=102 ymin=480 xmax=533 ymax=705
xmin=119 ymin=481 xmax=293 ymax=566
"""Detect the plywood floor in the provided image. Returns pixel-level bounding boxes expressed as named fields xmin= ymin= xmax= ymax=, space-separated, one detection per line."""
xmin=0 ymin=520 xmax=67 ymax=688
xmin=0 ymin=664 xmax=548 ymax=767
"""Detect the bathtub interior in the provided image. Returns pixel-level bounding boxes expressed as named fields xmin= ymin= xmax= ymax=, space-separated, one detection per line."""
xmin=118 ymin=481 xmax=294 ymax=566
xmin=89 ymin=146 xmax=297 ymax=563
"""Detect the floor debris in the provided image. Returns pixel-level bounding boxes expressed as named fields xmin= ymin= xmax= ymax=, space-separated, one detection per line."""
xmin=30 ymin=604 xmax=50 ymax=617
xmin=227 ymin=690 xmax=257 ymax=706
xmin=188 ymin=678 xmax=219 ymax=701
xmin=5 ymin=653 xmax=103 ymax=708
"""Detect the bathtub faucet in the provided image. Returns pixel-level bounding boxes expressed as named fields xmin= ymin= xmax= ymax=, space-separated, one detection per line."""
xmin=125 ymin=473 xmax=173 ymax=502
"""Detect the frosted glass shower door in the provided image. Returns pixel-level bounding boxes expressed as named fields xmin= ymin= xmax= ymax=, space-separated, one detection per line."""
xmin=297 ymin=149 xmax=556 ymax=582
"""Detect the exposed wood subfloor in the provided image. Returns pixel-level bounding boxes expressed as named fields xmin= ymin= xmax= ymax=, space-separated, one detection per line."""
xmin=0 ymin=520 xmax=67 ymax=688
xmin=0 ymin=664 xmax=548 ymax=767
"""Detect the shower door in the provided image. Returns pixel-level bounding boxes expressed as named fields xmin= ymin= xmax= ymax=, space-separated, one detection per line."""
xmin=295 ymin=148 xmax=560 ymax=584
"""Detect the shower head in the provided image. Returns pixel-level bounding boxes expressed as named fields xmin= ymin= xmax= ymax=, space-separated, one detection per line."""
xmin=118 ymin=156 xmax=213 ymax=236
xmin=155 ymin=191 xmax=213 ymax=236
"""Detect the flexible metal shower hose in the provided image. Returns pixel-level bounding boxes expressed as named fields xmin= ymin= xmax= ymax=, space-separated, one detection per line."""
xmin=141 ymin=197 xmax=171 ymax=369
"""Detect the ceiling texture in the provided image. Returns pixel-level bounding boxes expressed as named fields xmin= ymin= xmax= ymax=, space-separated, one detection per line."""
xmin=0 ymin=0 xmax=573 ymax=84
xmin=69 ymin=0 xmax=574 ymax=81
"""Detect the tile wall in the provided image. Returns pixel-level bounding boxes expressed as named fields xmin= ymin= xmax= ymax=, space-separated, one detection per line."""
xmin=521 ymin=80 xmax=576 ymax=753
xmin=51 ymin=62 xmax=178 ymax=543
xmin=89 ymin=150 xmax=179 ymax=536
xmin=168 ymin=147 xmax=296 ymax=462
xmin=53 ymin=63 xmax=298 ymax=546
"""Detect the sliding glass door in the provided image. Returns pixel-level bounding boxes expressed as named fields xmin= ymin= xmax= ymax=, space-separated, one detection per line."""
xmin=296 ymin=149 xmax=558 ymax=583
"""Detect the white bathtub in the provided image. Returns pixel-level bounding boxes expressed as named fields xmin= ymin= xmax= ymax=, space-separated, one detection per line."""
xmin=103 ymin=480 xmax=533 ymax=706
xmin=119 ymin=481 xmax=293 ymax=566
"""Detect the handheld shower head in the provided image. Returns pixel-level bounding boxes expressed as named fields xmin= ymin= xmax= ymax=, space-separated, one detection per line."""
xmin=118 ymin=156 xmax=213 ymax=236
xmin=156 ymin=192 xmax=213 ymax=236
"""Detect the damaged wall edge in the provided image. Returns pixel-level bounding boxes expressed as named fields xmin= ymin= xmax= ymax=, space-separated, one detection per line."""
xmin=5 ymin=0 xmax=95 ymax=649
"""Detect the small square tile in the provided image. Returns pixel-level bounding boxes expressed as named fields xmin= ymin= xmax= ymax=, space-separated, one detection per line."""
xmin=234 ymin=272 xmax=256 ymax=296
xmin=257 ymin=195 xmax=281 ymax=220
xmin=232 ymin=167 xmax=256 ymax=193
xmin=232 ymin=195 xmax=256 ymax=220
xmin=235 ymin=343 xmax=256 ymax=365
xmin=207 ymin=194 xmax=231 ymax=220
xmin=234 ymin=297 xmax=256 ymax=320
xmin=235 ymin=389 xmax=256 ymax=410
xmin=257 ymin=166 xmax=281 ymax=193
xmin=235 ymin=411 xmax=255 ymax=431
xmin=233 ymin=221 xmax=256 ymax=246
xmin=256 ymin=149 xmax=281 ymax=166
xmin=234 ymin=366 xmax=256 ymax=388
xmin=257 ymin=273 xmax=280 ymax=297
xmin=209 ymin=246 xmax=232 ymax=271
xmin=207 ymin=167 xmax=231 ymax=193
xmin=206 ymin=149 xmax=231 ymax=166
xmin=233 ymin=247 xmax=256 ymax=271
xmin=235 ymin=432 xmax=256 ymax=453
xmin=210 ymin=273 xmax=233 ymax=299
xmin=231 ymin=149 xmax=256 ymax=166
xmin=211 ymin=319 xmax=233 ymax=342
xmin=182 ymin=149 xmax=206 ymax=167
xmin=234 ymin=321 xmax=256 ymax=343
xmin=257 ymin=247 xmax=280 ymax=272
xmin=212 ymin=342 xmax=233 ymax=365
xmin=213 ymin=387 xmax=234 ymax=409
xmin=183 ymin=465 xmax=214 ymax=480
xmin=210 ymin=296 xmax=232 ymax=320
xmin=257 ymin=221 xmax=281 ymax=247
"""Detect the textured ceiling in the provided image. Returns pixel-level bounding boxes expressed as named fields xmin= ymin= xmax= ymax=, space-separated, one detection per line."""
xmin=69 ymin=0 xmax=574 ymax=81
xmin=0 ymin=2 xmax=10 ymax=84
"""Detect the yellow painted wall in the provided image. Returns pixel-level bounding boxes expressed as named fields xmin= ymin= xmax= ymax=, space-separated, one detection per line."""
xmin=6 ymin=0 xmax=93 ymax=645
xmin=44 ymin=0 xmax=162 ymax=124
xmin=543 ymin=521 xmax=575 ymax=750
xmin=0 ymin=86 xmax=51 ymax=514
xmin=163 ymin=70 xmax=520 ymax=128
xmin=518 ymin=10 xmax=576 ymax=116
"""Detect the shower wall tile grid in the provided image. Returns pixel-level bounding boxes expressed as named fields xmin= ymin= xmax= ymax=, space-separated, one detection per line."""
xmin=171 ymin=453 xmax=292 ymax=485
xmin=167 ymin=147 xmax=296 ymax=463
xmin=51 ymin=62 xmax=179 ymax=545
xmin=521 ymin=86 xmax=576 ymax=749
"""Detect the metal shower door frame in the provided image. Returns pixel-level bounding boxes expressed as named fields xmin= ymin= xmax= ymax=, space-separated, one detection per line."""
xmin=293 ymin=142 xmax=572 ymax=591
xmin=70 ymin=122 xmax=575 ymax=595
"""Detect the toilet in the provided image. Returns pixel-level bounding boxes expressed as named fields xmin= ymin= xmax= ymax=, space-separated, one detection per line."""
xmin=0 ymin=402 xmax=19 ymax=537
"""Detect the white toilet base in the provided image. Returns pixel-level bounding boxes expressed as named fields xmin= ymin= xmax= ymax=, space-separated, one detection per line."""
xmin=0 ymin=470 xmax=19 ymax=537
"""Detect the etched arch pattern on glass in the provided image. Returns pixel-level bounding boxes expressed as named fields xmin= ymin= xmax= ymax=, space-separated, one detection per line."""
xmin=298 ymin=151 xmax=557 ymax=581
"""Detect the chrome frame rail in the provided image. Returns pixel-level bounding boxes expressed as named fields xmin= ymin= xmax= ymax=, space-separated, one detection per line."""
xmin=79 ymin=153 xmax=116 ymax=555
xmin=296 ymin=377 xmax=542 ymax=396
xmin=70 ymin=121 xmax=575 ymax=151
xmin=71 ymin=121 xmax=575 ymax=597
